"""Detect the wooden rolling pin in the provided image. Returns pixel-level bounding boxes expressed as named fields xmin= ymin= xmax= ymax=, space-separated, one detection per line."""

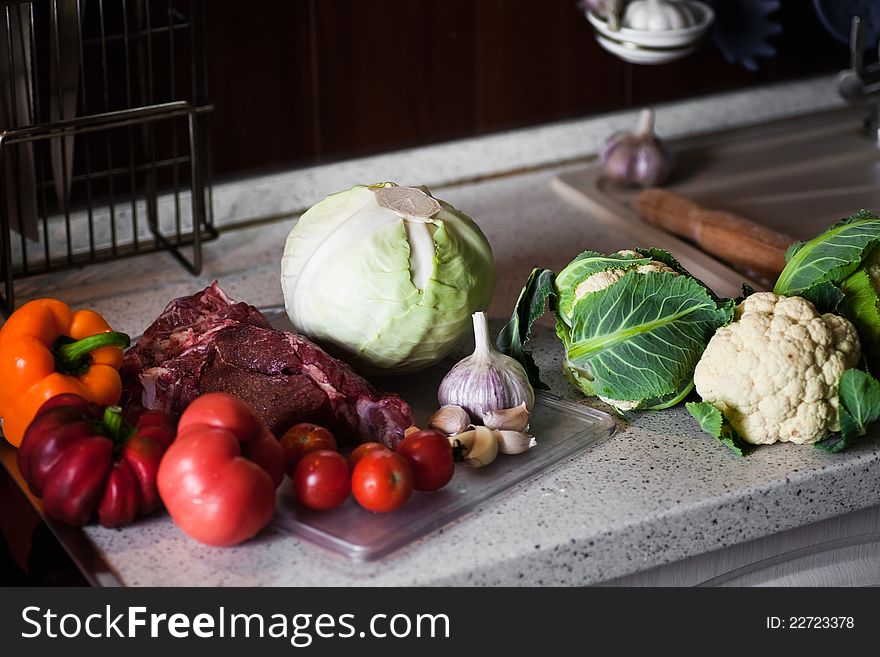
xmin=636 ymin=189 xmax=792 ymax=278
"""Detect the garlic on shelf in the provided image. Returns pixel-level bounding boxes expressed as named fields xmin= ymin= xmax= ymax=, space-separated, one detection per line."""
xmin=449 ymin=427 xmax=499 ymax=468
xmin=428 ymin=405 xmax=471 ymax=435
xmin=482 ymin=402 xmax=530 ymax=432
xmin=438 ymin=312 xmax=535 ymax=422
xmin=580 ymin=0 xmax=618 ymax=16
xmin=580 ymin=0 xmax=624 ymax=30
xmin=601 ymin=108 xmax=673 ymax=187
xmin=622 ymin=0 xmax=697 ymax=31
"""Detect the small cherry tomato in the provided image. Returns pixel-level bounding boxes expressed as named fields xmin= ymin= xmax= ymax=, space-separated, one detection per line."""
xmin=396 ymin=429 xmax=455 ymax=492
xmin=293 ymin=450 xmax=350 ymax=511
xmin=348 ymin=441 xmax=387 ymax=470
xmin=351 ymin=450 xmax=413 ymax=513
xmin=281 ymin=423 xmax=337 ymax=477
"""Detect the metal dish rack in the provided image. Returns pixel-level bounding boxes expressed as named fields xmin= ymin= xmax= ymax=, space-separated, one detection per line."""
xmin=0 ymin=0 xmax=215 ymax=314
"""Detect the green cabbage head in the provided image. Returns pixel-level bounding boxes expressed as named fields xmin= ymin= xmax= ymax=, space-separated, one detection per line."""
xmin=498 ymin=248 xmax=734 ymax=412
xmin=280 ymin=183 xmax=496 ymax=373
xmin=774 ymin=209 xmax=880 ymax=373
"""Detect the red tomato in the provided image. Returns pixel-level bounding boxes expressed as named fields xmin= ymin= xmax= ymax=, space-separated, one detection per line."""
xmin=348 ymin=441 xmax=387 ymax=470
xmin=280 ymin=423 xmax=337 ymax=477
xmin=174 ymin=392 xmax=285 ymax=487
xmin=396 ymin=429 xmax=455 ymax=492
xmin=351 ymin=450 xmax=413 ymax=513
xmin=157 ymin=393 xmax=285 ymax=546
xmin=294 ymin=450 xmax=350 ymax=511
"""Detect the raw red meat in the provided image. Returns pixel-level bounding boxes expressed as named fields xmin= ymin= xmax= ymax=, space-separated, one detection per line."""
xmin=121 ymin=282 xmax=270 ymax=413
xmin=121 ymin=282 xmax=413 ymax=447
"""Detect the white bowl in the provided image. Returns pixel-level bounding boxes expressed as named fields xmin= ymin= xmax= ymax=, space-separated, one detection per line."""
xmin=595 ymin=34 xmax=699 ymax=65
xmin=586 ymin=1 xmax=714 ymax=64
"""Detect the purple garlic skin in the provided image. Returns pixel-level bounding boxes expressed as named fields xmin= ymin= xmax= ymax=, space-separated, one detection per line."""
xmin=601 ymin=108 xmax=673 ymax=187
xmin=601 ymin=135 xmax=673 ymax=186
xmin=579 ymin=0 xmax=620 ymax=18
xmin=437 ymin=312 xmax=535 ymax=422
xmin=438 ymin=356 xmax=532 ymax=422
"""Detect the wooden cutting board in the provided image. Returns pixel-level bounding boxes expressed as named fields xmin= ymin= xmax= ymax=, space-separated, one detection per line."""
xmin=551 ymin=167 xmax=761 ymax=299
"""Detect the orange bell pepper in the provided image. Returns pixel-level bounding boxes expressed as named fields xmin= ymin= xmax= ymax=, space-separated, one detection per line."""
xmin=0 ymin=299 xmax=130 ymax=447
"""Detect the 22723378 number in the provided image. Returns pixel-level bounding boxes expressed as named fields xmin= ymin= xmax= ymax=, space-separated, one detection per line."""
xmin=766 ymin=617 xmax=854 ymax=629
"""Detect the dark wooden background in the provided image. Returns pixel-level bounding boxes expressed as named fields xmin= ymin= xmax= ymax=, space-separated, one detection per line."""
xmin=205 ymin=0 xmax=848 ymax=177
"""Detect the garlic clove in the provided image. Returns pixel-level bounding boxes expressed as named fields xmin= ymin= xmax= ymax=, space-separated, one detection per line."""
xmin=404 ymin=425 xmax=421 ymax=437
xmin=495 ymin=430 xmax=537 ymax=455
xmin=482 ymin=401 xmax=530 ymax=432
xmin=428 ymin=405 xmax=471 ymax=435
xmin=448 ymin=430 xmax=473 ymax=457
xmin=448 ymin=427 xmax=499 ymax=468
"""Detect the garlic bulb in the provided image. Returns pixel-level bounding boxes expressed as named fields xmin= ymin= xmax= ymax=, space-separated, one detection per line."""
xmin=438 ymin=312 xmax=535 ymax=422
xmin=482 ymin=402 xmax=530 ymax=432
xmin=428 ymin=405 xmax=471 ymax=435
xmin=622 ymin=0 xmax=697 ymax=31
xmin=601 ymin=108 xmax=673 ymax=187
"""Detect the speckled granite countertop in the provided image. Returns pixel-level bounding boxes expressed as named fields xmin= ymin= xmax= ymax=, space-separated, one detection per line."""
xmin=10 ymin=76 xmax=880 ymax=586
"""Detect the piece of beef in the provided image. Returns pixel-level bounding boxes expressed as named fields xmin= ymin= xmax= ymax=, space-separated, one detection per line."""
xmin=200 ymin=326 xmax=337 ymax=436
xmin=123 ymin=283 xmax=413 ymax=447
xmin=126 ymin=281 xmax=270 ymax=368
xmin=120 ymin=281 xmax=270 ymax=408
xmin=199 ymin=364 xmax=334 ymax=437
xmin=205 ymin=324 xmax=413 ymax=445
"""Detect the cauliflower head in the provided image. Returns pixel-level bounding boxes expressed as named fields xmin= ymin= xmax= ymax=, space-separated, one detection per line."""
xmin=693 ymin=292 xmax=861 ymax=445
xmin=574 ymin=250 xmax=677 ymax=299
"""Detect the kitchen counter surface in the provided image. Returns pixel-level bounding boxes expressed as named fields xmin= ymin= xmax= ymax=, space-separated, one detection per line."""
xmin=10 ymin=75 xmax=880 ymax=586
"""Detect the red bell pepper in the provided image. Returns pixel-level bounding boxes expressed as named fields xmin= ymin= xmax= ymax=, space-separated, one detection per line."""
xmin=157 ymin=393 xmax=285 ymax=547
xmin=17 ymin=394 xmax=177 ymax=527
